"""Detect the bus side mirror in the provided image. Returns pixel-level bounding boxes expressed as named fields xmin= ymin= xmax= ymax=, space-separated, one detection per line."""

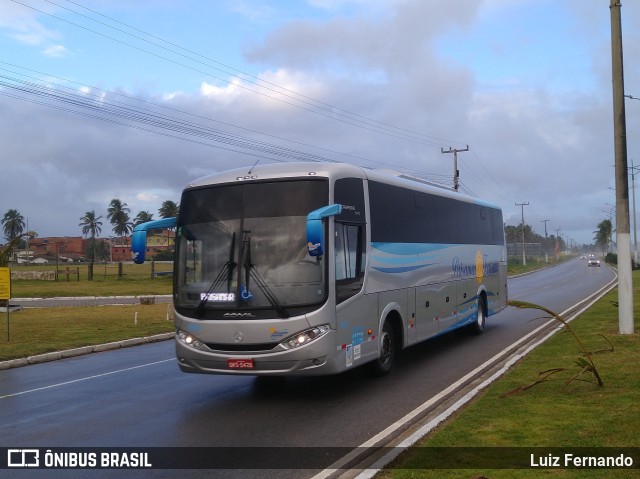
xmin=306 ymin=204 xmax=341 ymax=257
xmin=131 ymin=217 xmax=177 ymax=264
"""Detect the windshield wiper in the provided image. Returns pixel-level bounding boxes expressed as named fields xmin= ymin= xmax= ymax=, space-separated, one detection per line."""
xmin=195 ymin=232 xmax=236 ymax=317
xmin=241 ymin=229 xmax=289 ymax=318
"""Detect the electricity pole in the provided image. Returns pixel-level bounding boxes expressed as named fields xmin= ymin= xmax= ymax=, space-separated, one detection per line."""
xmin=516 ymin=202 xmax=529 ymax=266
xmin=630 ymin=159 xmax=638 ymax=263
xmin=610 ymin=0 xmax=634 ymax=334
xmin=541 ymin=219 xmax=550 ymax=263
xmin=441 ymin=145 xmax=469 ymax=192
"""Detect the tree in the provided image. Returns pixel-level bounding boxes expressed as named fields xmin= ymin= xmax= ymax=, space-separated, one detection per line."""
xmin=158 ymin=200 xmax=179 ymax=219
xmin=79 ymin=210 xmax=103 ymax=239
xmin=594 ymin=219 xmax=613 ymax=253
xmin=134 ymin=211 xmax=154 ymax=226
xmin=79 ymin=211 xmax=103 ymax=278
xmin=2 ymin=209 xmax=25 ymax=242
xmin=107 ymin=198 xmax=133 ymax=240
xmin=158 ymin=200 xmax=178 ymax=258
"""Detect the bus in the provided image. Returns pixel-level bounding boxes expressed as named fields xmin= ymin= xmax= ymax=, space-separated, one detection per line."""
xmin=132 ymin=162 xmax=507 ymax=376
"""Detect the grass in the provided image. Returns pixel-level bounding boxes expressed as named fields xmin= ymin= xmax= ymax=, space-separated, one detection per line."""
xmin=9 ymin=262 xmax=172 ymax=298
xmin=377 ymin=271 xmax=640 ymax=478
xmin=507 ymin=255 xmax=573 ymax=276
xmin=0 ymin=303 xmax=175 ymax=361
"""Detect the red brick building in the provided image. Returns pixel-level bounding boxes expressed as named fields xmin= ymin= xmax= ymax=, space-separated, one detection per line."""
xmin=28 ymin=237 xmax=87 ymax=262
xmin=27 ymin=229 xmax=175 ymax=263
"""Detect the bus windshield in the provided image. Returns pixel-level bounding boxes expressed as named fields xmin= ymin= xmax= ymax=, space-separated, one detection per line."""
xmin=175 ymin=179 xmax=328 ymax=319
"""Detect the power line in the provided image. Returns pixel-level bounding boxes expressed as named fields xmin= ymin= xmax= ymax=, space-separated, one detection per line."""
xmin=11 ymin=0 xmax=464 ymax=149
xmin=55 ymin=0 xmax=463 ymax=148
xmin=0 ymin=64 xmax=444 ymax=176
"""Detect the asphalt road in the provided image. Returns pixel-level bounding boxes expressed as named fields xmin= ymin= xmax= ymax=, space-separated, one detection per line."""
xmin=0 ymin=259 xmax=616 ymax=479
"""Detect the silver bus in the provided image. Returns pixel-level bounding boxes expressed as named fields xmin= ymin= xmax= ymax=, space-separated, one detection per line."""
xmin=132 ymin=162 xmax=507 ymax=376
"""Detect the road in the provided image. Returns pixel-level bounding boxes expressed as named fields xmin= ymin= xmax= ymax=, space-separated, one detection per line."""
xmin=0 ymin=259 xmax=616 ymax=478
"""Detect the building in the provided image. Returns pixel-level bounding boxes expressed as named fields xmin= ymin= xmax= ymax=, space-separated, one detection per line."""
xmin=28 ymin=237 xmax=87 ymax=263
xmin=111 ymin=229 xmax=175 ymax=262
xmin=26 ymin=229 xmax=175 ymax=263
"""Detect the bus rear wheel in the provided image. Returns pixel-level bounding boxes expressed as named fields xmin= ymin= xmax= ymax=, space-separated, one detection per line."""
xmin=468 ymin=296 xmax=487 ymax=335
xmin=371 ymin=319 xmax=396 ymax=376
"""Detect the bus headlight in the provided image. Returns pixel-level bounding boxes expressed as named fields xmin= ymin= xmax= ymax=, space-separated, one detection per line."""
xmin=177 ymin=330 xmax=203 ymax=350
xmin=281 ymin=325 xmax=330 ymax=350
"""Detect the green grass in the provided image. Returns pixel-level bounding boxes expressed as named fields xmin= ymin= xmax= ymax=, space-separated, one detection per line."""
xmin=507 ymin=255 xmax=574 ymax=276
xmin=9 ymin=262 xmax=172 ymax=298
xmin=378 ymin=271 xmax=640 ymax=478
xmin=0 ymin=303 xmax=175 ymax=361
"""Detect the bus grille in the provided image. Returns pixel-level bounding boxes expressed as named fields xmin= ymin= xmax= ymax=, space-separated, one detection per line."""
xmin=205 ymin=342 xmax=278 ymax=352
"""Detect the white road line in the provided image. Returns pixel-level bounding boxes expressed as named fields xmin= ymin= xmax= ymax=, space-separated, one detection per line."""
xmin=0 ymin=358 xmax=175 ymax=400
xmin=311 ymin=276 xmax=617 ymax=479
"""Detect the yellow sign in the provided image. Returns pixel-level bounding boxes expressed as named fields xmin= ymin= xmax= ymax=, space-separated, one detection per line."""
xmin=0 ymin=267 xmax=10 ymax=300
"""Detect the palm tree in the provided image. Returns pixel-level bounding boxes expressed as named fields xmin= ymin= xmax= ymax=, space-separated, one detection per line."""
xmin=158 ymin=200 xmax=179 ymax=219
xmin=158 ymin=200 xmax=178 ymax=256
xmin=134 ymin=211 xmax=154 ymax=227
xmin=107 ymin=198 xmax=133 ymax=243
xmin=594 ymin=219 xmax=613 ymax=253
xmin=2 ymin=209 xmax=25 ymax=242
xmin=79 ymin=211 xmax=103 ymax=273
xmin=79 ymin=210 xmax=103 ymax=239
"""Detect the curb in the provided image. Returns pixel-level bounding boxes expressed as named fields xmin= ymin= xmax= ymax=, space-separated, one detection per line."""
xmin=0 ymin=332 xmax=175 ymax=371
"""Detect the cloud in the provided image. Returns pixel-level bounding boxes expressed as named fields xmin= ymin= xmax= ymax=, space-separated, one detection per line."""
xmin=42 ymin=44 xmax=68 ymax=58
xmin=1 ymin=0 xmax=637 ymax=247
xmin=0 ymin=1 xmax=61 ymax=47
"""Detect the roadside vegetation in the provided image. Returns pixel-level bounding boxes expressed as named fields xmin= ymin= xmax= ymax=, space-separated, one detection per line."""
xmin=0 ymin=303 xmax=174 ymax=361
xmin=507 ymin=254 xmax=574 ymax=276
xmin=378 ymin=270 xmax=640 ymax=478
xmin=8 ymin=262 xmax=172 ymax=298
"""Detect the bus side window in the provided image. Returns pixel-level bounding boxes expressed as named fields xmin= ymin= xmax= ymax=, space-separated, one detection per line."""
xmin=335 ymin=222 xmax=365 ymax=303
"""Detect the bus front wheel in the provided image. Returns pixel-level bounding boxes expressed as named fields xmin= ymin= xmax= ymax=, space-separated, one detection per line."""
xmin=371 ymin=319 xmax=396 ymax=376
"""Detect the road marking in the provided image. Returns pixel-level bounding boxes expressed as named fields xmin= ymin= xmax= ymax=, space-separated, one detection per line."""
xmin=0 ymin=358 xmax=175 ymax=400
xmin=311 ymin=275 xmax=618 ymax=479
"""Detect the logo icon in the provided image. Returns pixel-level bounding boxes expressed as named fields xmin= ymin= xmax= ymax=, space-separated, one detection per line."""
xmin=8 ymin=449 xmax=40 ymax=468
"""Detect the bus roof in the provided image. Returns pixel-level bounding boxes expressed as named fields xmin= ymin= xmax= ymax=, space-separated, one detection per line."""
xmin=185 ymin=162 xmax=501 ymax=211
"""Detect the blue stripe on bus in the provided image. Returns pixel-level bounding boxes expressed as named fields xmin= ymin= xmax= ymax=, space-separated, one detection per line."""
xmin=371 ymin=242 xmax=451 ymax=255
xmin=371 ymin=264 xmax=435 ymax=274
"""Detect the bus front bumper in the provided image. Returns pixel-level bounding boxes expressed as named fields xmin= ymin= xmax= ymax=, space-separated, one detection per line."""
xmin=174 ymin=329 xmax=343 ymax=376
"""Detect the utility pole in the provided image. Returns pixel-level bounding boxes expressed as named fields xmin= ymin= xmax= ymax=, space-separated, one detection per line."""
xmin=554 ymin=228 xmax=561 ymax=260
xmin=541 ymin=219 xmax=550 ymax=263
xmin=516 ymin=202 xmax=529 ymax=266
xmin=441 ymin=145 xmax=469 ymax=192
xmin=630 ymin=159 xmax=638 ymax=264
xmin=610 ymin=0 xmax=634 ymax=334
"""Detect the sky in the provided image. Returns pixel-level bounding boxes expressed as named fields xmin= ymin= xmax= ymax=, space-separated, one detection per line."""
xmin=1 ymin=0 xmax=640 ymax=247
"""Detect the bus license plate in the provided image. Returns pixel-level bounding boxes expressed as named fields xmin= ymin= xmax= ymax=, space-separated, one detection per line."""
xmin=228 ymin=358 xmax=254 ymax=369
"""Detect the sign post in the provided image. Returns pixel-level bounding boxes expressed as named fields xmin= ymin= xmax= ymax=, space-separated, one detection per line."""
xmin=0 ymin=267 xmax=11 ymax=341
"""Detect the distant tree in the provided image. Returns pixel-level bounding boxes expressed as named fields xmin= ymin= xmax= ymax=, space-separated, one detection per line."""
xmin=107 ymin=199 xmax=133 ymax=240
xmin=134 ymin=211 xmax=154 ymax=226
xmin=88 ymin=239 xmax=110 ymax=263
xmin=2 ymin=209 xmax=25 ymax=242
xmin=158 ymin=200 xmax=179 ymax=219
xmin=79 ymin=210 xmax=103 ymax=239
xmin=79 ymin=210 xmax=103 ymax=278
xmin=594 ymin=219 xmax=613 ymax=253
xmin=158 ymin=200 xmax=178 ymax=258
